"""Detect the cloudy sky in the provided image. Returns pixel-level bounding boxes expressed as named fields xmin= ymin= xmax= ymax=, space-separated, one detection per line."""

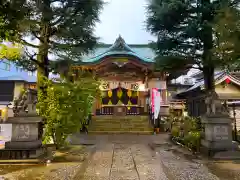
xmin=94 ymin=0 xmax=155 ymax=44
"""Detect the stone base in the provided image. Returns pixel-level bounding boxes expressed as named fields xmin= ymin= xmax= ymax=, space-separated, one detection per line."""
xmin=5 ymin=140 xmax=42 ymax=149
xmin=201 ymin=115 xmax=233 ymax=150
xmin=0 ymin=148 xmax=44 ymax=160
xmin=200 ymin=141 xmax=239 ymax=157
xmin=213 ymin=150 xmax=240 ymax=160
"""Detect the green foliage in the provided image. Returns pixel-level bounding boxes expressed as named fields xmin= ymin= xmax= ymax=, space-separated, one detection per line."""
xmin=37 ymin=75 xmax=100 ymax=148
xmin=0 ymin=43 xmax=23 ymax=60
xmin=11 ymin=0 xmax=104 ymax=74
xmin=0 ymin=0 xmax=27 ymax=40
xmin=183 ymin=131 xmax=201 ymax=151
xmin=171 ymin=115 xmax=202 ymax=151
xmin=146 ymin=0 xmax=240 ymax=90
xmin=171 ymin=126 xmax=180 ymax=137
xmin=213 ymin=4 xmax=240 ymax=70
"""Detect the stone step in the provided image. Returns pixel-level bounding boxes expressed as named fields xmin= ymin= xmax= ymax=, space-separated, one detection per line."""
xmin=89 ymin=127 xmax=152 ymax=130
xmin=90 ymin=126 xmax=151 ymax=129
xmin=92 ymin=119 xmax=149 ymax=122
xmin=91 ymin=121 xmax=149 ymax=124
xmin=89 ymin=115 xmax=152 ymax=134
xmin=88 ymin=131 xmax=153 ymax=134
xmin=91 ymin=122 xmax=149 ymax=126
xmin=92 ymin=117 xmax=149 ymax=121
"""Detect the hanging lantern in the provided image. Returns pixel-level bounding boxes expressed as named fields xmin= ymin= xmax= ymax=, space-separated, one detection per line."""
xmin=108 ymin=90 xmax=112 ymax=97
xmin=117 ymin=88 xmax=123 ymax=98
xmin=225 ymin=77 xmax=231 ymax=84
xmin=127 ymin=89 xmax=132 ymax=97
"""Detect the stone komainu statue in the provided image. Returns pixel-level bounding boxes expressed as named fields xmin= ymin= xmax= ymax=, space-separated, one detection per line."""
xmin=205 ymin=91 xmax=228 ymax=116
xmin=13 ymin=89 xmax=37 ymax=117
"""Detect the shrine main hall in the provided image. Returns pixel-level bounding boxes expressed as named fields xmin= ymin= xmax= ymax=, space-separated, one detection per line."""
xmin=72 ymin=36 xmax=172 ymax=117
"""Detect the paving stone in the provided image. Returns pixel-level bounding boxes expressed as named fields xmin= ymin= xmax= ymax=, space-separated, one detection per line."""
xmin=109 ymin=144 xmax=139 ymax=180
xmin=131 ymin=144 xmax=169 ymax=180
xmin=83 ymin=144 xmax=113 ymax=178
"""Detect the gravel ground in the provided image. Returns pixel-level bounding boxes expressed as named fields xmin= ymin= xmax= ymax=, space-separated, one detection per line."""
xmin=1 ymin=134 xmax=240 ymax=180
xmin=1 ymin=146 xmax=93 ymax=180
xmin=156 ymin=149 xmax=219 ymax=180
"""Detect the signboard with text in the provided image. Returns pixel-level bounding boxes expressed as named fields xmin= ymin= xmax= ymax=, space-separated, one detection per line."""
xmin=0 ymin=124 xmax=12 ymax=149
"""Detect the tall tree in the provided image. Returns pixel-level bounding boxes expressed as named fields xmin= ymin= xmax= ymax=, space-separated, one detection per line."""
xmin=213 ymin=3 xmax=240 ymax=70
xmin=12 ymin=0 xmax=103 ymax=94
xmin=0 ymin=0 xmax=27 ymax=40
xmin=146 ymin=0 xmax=240 ymax=92
xmin=0 ymin=0 xmax=28 ymax=60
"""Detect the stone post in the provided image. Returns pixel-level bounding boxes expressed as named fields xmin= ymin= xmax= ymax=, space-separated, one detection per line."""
xmin=201 ymin=91 xmax=240 ymax=158
xmin=201 ymin=114 xmax=233 ymax=154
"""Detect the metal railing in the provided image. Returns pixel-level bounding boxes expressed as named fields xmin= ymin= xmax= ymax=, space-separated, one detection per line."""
xmin=96 ymin=106 xmax=144 ymax=115
xmin=100 ymin=106 xmax=114 ymax=115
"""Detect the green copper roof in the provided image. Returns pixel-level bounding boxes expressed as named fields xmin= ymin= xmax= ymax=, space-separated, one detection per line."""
xmin=81 ymin=36 xmax=155 ymax=63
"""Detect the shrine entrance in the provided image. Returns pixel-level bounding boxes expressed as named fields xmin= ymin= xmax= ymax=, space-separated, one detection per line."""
xmin=71 ymin=36 xmax=168 ymax=117
xmin=99 ymin=82 xmax=144 ymax=116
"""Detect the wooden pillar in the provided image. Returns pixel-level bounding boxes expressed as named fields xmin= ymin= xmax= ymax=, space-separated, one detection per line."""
xmin=159 ymin=72 xmax=167 ymax=104
xmin=143 ymin=71 xmax=148 ymax=113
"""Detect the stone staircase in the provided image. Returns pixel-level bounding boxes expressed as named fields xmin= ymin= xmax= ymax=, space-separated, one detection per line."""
xmin=88 ymin=115 xmax=153 ymax=134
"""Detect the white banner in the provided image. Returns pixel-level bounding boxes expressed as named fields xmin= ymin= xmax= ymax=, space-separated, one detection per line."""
xmin=154 ymin=90 xmax=161 ymax=120
xmin=0 ymin=124 xmax=12 ymax=142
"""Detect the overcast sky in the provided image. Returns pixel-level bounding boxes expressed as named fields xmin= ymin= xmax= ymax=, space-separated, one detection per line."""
xmin=94 ymin=0 xmax=155 ymax=44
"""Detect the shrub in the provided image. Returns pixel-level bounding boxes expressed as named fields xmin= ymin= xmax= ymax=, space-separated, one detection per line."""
xmin=171 ymin=126 xmax=180 ymax=137
xmin=183 ymin=131 xmax=201 ymax=151
xmin=170 ymin=115 xmax=202 ymax=152
xmin=38 ymin=75 xmax=100 ymax=149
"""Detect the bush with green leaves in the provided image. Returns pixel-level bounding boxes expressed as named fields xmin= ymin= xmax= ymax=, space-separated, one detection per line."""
xmin=183 ymin=131 xmax=201 ymax=151
xmin=171 ymin=126 xmax=180 ymax=137
xmin=37 ymin=75 xmax=100 ymax=149
xmin=170 ymin=115 xmax=202 ymax=152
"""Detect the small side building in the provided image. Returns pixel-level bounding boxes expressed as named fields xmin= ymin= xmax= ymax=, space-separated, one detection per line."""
xmin=177 ymin=71 xmax=240 ymax=131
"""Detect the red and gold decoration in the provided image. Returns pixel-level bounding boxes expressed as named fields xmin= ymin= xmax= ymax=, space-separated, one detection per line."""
xmin=117 ymin=88 xmax=123 ymax=98
xmin=101 ymin=87 xmax=139 ymax=105
xmin=225 ymin=77 xmax=231 ymax=84
xmin=222 ymin=76 xmax=231 ymax=88
xmin=99 ymin=81 xmax=143 ymax=91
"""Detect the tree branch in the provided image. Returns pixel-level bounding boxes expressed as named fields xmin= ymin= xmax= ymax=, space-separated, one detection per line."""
xmin=24 ymin=50 xmax=42 ymax=67
xmin=31 ymin=30 xmax=44 ymax=43
xmin=21 ymin=39 xmax=39 ymax=48
xmin=50 ymin=1 xmax=73 ymax=26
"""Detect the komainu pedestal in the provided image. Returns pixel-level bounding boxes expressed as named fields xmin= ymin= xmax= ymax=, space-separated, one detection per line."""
xmin=201 ymin=91 xmax=240 ymax=159
xmin=1 ymin=89 xmax=43 ymax=159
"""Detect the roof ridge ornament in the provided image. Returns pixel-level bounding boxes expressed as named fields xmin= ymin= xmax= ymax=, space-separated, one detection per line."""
xmin=114 ymin=35 xmax=127 ymax=51
xmin=110 ymin=35 xmax=133 ymax=52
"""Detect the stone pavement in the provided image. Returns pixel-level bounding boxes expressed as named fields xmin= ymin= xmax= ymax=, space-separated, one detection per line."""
xmin=78 ymin=143 xmax=168 ymax=180
xmin=71 ymin=134 xmax=223 ymax=180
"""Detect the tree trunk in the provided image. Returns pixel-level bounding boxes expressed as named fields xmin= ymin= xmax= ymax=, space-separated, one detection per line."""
xmin=37 ymin=0 xmax=51 ymax=132
xmin=201 ymin=0 xmax=215 ymax=93
xmin=37 ymin=0 xmax=51 ymax=93
xmin=203 ymin=66 xmax=215 ymax=92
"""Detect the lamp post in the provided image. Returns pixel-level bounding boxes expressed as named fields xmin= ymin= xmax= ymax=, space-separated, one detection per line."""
xmin=227 ymin=101 xmax=238 ymax=141
xmin=232 ymin=103 xmax=238 ymax=141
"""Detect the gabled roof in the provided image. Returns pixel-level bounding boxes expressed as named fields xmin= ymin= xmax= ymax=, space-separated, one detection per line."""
xmin=0 ymin=101 xmax=11 ymax=105
xmin=178 ymin=71 xmax=240 ymax=94
xmin=0 ymin=75 xmax=36 ymax=82
xmin=79 ymin=36 xmax=155 ymax=64
xmin=0 ymin=74 xmax=60 ymax=83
